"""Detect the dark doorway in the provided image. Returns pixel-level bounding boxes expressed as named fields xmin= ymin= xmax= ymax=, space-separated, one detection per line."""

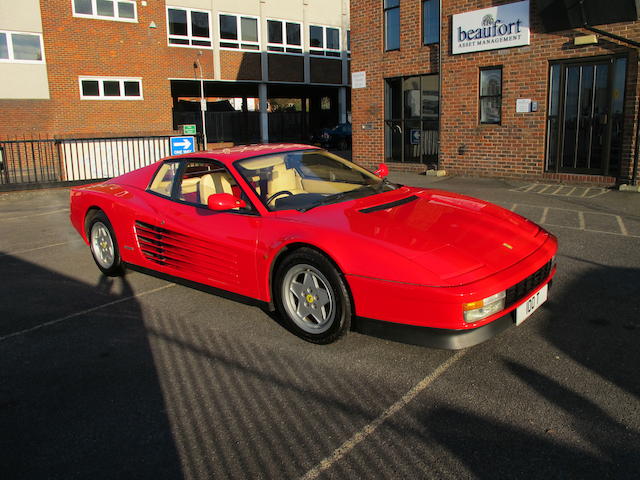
xmin=546 ymin=56 xmax=627 ymax=176
xmin=384 ymin=74 xmax=439 ymax=165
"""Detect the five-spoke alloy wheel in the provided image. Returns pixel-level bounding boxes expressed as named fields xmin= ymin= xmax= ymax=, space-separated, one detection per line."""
xmin=275 ymin=248 xmax=351 ymax=343
xmin=87 ymin=211 xmax=124 ymax=276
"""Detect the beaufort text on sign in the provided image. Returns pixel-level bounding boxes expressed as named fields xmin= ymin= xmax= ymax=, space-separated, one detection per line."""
xmin=452 ymin=0 xmax=530 ymax=55
xmin=170 ymin=136 xmax=195 ymax=156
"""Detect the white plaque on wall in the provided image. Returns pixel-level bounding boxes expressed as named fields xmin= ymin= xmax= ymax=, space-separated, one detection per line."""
xmin=352 ymin=71 xmax=366 ymax=89
xmin=516 ymin=98 xmax=532 ymax=113
xmin=452 ymin=0 xmax=530 ymax=55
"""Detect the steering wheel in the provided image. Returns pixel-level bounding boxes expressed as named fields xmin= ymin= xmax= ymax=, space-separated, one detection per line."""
xmin=266 ymin=190 xmax=294 ymax=204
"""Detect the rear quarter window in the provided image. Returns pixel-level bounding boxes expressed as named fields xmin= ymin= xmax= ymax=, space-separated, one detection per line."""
xmin=148 ymin=161 xmax=180 ymax=197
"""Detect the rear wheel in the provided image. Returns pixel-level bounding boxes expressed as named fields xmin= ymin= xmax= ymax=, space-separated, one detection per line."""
xmin=87 ymin=211 xmax=124 ymax=276
xmin=274 ymin=248 xmax=351 ymax=344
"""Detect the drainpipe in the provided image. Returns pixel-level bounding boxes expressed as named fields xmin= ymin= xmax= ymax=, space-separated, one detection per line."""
xmin=437 ymin=0 xmax=442 ymax=170
xmin=579 ymin=0 xmax=640 ymax=184
xmin=633 ymin=61 xmax=640 ymax=185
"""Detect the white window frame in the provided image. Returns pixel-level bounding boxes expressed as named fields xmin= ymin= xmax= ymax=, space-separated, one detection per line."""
xmin=166 ymin=6 xmax=212 ymax=49
xmin=71 ymin=0 xmax=138 ymax=23
xmin=218 ymin=13 xmax=260 ymax=52
xmin=79 ymin=76 xmax=143 ymax=100
xmin=309 ymin=24 xmax=341 ymax=58
xmin=0 ymin=30 xmax=45 ymax=64
xmin=266 ymin=18 xmax=303 ymax=55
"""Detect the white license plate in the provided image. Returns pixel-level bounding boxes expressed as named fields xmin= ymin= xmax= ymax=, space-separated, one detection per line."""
xmin=515 ymin=283 xmax=548 ymax=325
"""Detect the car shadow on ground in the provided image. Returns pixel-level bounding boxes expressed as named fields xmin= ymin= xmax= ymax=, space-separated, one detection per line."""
xmin=0 ymin=254 xmax=184 ymax=480
xmin=411 ymin=260 xmax=640 ymax=479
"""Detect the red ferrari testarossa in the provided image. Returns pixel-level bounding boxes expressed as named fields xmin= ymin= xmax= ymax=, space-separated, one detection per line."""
xmin=70 ymin=144 xmax=557 ymax=348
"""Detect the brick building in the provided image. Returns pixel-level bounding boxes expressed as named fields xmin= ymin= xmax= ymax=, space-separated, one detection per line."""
xmin=351 ymin=0 xmax=640 ymax=185
xmin=0 ymin=0 xmax=351 ymax=144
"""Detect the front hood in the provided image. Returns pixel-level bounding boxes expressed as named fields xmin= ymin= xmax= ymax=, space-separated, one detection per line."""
xmin=279 ymin=187 xmax=548 ymax=286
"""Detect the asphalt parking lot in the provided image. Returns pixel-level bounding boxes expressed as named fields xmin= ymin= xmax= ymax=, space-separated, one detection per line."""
xmin=1 ymin=174 xmax=639 ymax=479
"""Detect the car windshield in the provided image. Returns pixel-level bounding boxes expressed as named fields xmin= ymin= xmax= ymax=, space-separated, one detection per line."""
xmin=235 ymin=150 xmax=397 ymax=211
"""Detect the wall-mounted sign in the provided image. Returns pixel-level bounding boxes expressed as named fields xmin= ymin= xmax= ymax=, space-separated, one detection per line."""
xmin=516 ymin=98 xmax=532 ymax=113
xmin=352 ymin=71 xmax=366 ymax=89
xmin=452 ymin=0 xmax=530 ymax=55
xmin=182 ymin=124 xmax=197 ymax=135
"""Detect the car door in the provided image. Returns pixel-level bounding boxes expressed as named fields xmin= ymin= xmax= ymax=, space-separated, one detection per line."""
xmin=153 ymin=159 xmax=261 ymax=299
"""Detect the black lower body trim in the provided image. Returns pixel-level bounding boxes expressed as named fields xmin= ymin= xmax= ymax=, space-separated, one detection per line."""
xmin=125 ymin=263 xmax=270 ymax=311
xmin=352 ymin=314 xmax=515 ymax=350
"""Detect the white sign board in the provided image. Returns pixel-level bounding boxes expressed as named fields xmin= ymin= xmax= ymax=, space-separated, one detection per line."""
xmin=452 ymin=0 xmax=530 ymax=55
xmin=352 ymin=71 xmax=366 ymax=89
xmin=516 ymin=98 xmax=532 ymax=113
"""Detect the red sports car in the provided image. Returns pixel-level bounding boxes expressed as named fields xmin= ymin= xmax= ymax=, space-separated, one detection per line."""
xmin=70 ymin=144 xmax=557 ymax=348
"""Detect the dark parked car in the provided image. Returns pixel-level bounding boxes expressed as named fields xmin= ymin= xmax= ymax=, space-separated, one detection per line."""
xmin=313 ymin=122 xmax=352 ymax=150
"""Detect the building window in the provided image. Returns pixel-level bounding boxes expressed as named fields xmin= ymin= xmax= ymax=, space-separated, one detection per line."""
xmin=73 ymin=0 xmax=137 ymax=22
xmin=79 ymin=77 xmax=143 ymax=100
xmin=0 ymin=31 xmax=44 ymax=63
xmin=479 ymin=67 xmax=502 ymax=124
xmin=384 ymin=0 xmax=400 ymax=51
xmin=309 ymin=25 xmax=341 ymax=57
xmin=347 ymin=30 xmax=351 ymax=57
xmin=219 ymin=14 xmax=259 ymax=51
xmin=422 ymin=0 xmax=439 ymax=45
xmin=267 ymin=19 xmax=302 ymax=54
xmin=385 ymin=75 xmax=439 ymax=164
xmin=167 ymin=7 xmax=211 ymax=47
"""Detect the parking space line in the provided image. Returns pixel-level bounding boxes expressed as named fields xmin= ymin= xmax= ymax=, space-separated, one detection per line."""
xmin=578 ymin=211 xmax=586 ymax=230
xmin=0 ymin=283 xmax=175 ymax=343
xmin=0 ymin=240 xmax=80 ymax=258
xmin=0 ymin=208 xmax=69 ymax=221
xmin=543 ymin=222 xmax=640 ymax=238
xmin=538 ymin=185 xmax=551 ymax=194
xmin=616 ymin=216 xmax=629 ymax=236
xmin=299 ymin=350 xmax=467 ymax=480
xmin=523 ymin=184 xmax=538 ymax=192
xmin=540 ymin=207 xmax=549 ymax=224
xmin=510 ymin=203 xmax=518 ymax=211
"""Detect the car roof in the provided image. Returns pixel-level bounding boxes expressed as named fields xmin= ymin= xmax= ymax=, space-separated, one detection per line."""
xmin=171 ymin=143 xmax=320 ymax=166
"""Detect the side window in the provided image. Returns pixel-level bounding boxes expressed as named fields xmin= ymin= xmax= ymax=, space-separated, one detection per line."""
xmin=178 ymin=161 xmax=253 ymax=212
xmin=148 ymin=161 xmax=180 ymax=197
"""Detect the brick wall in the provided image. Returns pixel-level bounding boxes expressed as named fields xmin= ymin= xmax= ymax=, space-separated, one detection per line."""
xmin=351 ymin=0 xmax=640 ymax=183
xmin=0 ymin=0 xmax=214 ymax=138
xmin=220 ymin=51 xmax=262 ymax=81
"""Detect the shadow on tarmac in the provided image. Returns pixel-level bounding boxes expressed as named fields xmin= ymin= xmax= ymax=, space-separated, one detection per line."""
xmin=2 ymin=250 xmax=639 ymax=479
xmin=0 ymin=253 xmax=183 ymax=480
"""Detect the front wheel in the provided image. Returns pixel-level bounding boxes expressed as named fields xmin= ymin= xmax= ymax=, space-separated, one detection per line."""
xmin=274 ymin=248 xmax=351 ymax=344
xmin=87 ymin=211 xmax=124 ymax=276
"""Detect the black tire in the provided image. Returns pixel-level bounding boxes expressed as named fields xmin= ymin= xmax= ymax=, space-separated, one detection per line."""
xmin=86 ymin=211 xmax=125 ymax=277
xmin=274 ymin=248 xmax=351 ymax=344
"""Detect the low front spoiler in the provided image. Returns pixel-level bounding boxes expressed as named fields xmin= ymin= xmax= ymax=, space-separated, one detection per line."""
xmin=353 ymin=313 xmax=515 ymax=350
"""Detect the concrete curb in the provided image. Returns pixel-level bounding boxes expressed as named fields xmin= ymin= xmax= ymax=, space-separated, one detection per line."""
xmin=618 ymin=184 xmax=640 ymax=193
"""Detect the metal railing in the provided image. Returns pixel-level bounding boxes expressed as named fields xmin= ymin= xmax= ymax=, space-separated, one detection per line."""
xmin=0 ymin=134 xmax=204 ymax=191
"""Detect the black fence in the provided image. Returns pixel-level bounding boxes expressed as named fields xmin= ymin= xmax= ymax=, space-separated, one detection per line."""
xmin=174 ymin=110 xmax=317 ymax=144
xmin=0 ymin=134 xmax=204 ymax=191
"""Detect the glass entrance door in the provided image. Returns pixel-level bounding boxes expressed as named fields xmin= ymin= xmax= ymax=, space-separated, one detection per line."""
xmin=546 ymin=57 xmax=627 ymax=176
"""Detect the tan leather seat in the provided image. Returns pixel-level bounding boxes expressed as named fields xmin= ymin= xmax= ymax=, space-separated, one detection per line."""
xmin=199 ymin=172 xmax=233 ymax=204
xmin=267 ymin=164 xmax=304 ymax=200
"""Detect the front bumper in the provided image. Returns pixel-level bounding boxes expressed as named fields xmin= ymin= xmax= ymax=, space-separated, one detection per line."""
xmin=353 ymin=279 xmax=552 ymax=350
xmin=345 ymin=235 xmax=557 ymax=331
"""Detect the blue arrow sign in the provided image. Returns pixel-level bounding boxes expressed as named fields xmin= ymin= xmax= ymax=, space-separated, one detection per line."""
xmin=170 ymin=136 xmax=195 ymax=156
